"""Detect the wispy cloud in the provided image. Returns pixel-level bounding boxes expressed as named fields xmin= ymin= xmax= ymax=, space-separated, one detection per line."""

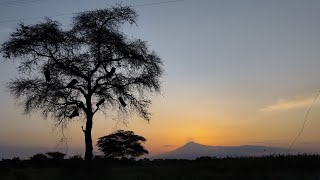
xmin=260 ymin=94 xmax=319 ymax=112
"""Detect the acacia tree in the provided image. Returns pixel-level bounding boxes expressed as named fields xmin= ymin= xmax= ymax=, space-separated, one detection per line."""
xmin=0 ymin=6 xmax=163 ymax=161
xmin=97 ymin=130 xmax=148 ymax=159
xmin=46 ymin=152 xmax=66 ymax=160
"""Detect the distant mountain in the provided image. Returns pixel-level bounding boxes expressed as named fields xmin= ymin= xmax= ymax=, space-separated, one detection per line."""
xmin=151 ymin=141 xmax=288 ymax=160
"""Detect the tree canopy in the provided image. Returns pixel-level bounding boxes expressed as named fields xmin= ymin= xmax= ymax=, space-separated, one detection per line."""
xmin=97 ymin=130 xmax=149 ymax=159
xmin=46 ymin=152 xmax=66 ymax=160
xmin=1 ymin=6 xmax=163 ymax=160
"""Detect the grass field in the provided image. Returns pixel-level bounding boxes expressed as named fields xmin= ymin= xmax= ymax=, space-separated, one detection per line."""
xmin=1 ymin=154 xmax=320 ymax=180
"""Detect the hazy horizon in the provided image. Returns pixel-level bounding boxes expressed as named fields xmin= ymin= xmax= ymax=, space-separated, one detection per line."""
xmin=1 ymin=0 xmax=320 ymax=158
xmin=0 ymin=141 xmax=292 ymax=159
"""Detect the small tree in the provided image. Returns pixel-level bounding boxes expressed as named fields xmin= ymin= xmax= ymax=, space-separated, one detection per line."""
xmin=29 ymin=153 xmax=48 ymax=161
xmin=97 ymin=130 xmax=148 ymax=159
xmin=46 ymin=151 xmax=66 ymax=160
xmin=68 ymin=154 xmax=83 ymax=161
xmin=1 ymin=6 xmax=163 ymax=161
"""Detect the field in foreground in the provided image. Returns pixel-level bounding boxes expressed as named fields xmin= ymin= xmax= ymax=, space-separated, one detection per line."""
xmin=1 ymin=154 xmax=320 ymax=180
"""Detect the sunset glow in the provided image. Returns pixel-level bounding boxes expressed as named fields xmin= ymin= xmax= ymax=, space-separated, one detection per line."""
xmin=1 ymin=0 xmax=320 ymax=159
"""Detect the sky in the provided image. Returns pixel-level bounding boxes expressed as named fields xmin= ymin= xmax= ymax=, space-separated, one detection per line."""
xmin=1 ymin=0 xmax=320 ymax=158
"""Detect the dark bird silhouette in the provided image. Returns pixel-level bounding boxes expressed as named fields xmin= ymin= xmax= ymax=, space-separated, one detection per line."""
xmin=81 ymin=126 xmax=86 ymax=133
xmin=44 ymin=69 xmax=51 ymax=82
xmin=69 ymin=109 xmax=79 ymax=118
xmin=118 ymin=97 xmax=126 ymax=107
xmin=105 ymin=67 xmax=116 ymax=78
xmin=96 ymin=99 xmax=105 ymax=107
xmin=66 ymin=79 xmax=78 ymax=88
xmin=77 ymin=102 xmax=85 ymax=109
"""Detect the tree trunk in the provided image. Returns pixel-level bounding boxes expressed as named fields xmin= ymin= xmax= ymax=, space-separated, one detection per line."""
xmin=84 ymin=113 xmax=93 ymax=161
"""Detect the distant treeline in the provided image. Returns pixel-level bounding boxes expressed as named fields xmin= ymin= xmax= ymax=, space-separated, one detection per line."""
xmin=1 ymin=153 xmax=320 ymax=180
xmin=1 ymin=153 xmax=320 ymax=169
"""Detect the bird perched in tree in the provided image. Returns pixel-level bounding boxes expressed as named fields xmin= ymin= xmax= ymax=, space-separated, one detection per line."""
xmin=105 ymin=67 xmax=116 ymax=78
xmin=96 ymin=99 xmax=105 ymax=107
xmin=66 ymin=79 xmax=78 ymax=88
xmin=77 ymin=102 xmax=85 ymax=109
xmin=118 ymin=97 xmax=126 ymax=107
xmin=69 ymin=109 xmax=79 ymax=118
xmin=44 ymin=69 xmax=51 ymax=82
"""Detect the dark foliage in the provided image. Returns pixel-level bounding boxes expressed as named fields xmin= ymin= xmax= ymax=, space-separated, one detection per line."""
xmin=46 ymin=152 xmax=66 ymax=160
xmin=97 ymin=130 xmax=149 ymax=159
xmin=29 ymin=153 xmax=48 ymax=161
xmin=1 ymin=154 xmax=320 ymax=179
xmin=0 ymin=5 xmax=163 ymax=160
xmin=68 ymin=154 xmax=83 ymax=161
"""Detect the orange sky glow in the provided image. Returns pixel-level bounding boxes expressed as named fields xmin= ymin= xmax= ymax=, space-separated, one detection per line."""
xmin=1 ymin=0 xmax=320 ymax=158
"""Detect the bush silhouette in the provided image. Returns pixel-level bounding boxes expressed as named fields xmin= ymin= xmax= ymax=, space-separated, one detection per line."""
xmin=46 ymin=152 xmax=66 ymax=160
xmin=68 ymin=154 xmax=83 ymax=161
xmin=29 ymin=153 xmax=48 ymax=161
xmin=97 ymin=130 xmax=149 ymax=159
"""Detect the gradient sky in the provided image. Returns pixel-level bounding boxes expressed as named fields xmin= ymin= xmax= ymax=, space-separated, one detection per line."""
xmin=1 ymin=0 xmax=320 ymax=158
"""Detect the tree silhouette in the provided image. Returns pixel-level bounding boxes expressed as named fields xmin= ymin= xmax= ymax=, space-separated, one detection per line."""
xmin=0 ymin=6 xmax=163 ymax=161
xmin=29 ymin=153 xmax=48 ymax=161
xmin=46 ymin=152 xmax=66 ymax=160
xmin=97 ymin=130 xmax=149 ymax=159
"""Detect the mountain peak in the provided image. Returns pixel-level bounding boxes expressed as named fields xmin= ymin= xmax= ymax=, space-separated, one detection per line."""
xmin=181 ymin=141 xmax=205 ymax=149
xmin=151 ymin=143 xmax=288 ymax=160
xmin=184 ymin=141 xmax=199 ymax=146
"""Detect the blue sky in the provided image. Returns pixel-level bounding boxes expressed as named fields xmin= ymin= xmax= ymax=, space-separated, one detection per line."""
xmin=1 ymin=0 xmax=320 ymax=158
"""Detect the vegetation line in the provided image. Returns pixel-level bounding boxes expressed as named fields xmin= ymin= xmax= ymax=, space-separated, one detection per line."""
xmin=287 ymin=89 xmax=320 ymax=153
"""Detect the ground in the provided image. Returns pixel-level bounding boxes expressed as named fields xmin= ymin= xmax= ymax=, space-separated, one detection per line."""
xmin=1 ymin=155 xmax=320 ymax=180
